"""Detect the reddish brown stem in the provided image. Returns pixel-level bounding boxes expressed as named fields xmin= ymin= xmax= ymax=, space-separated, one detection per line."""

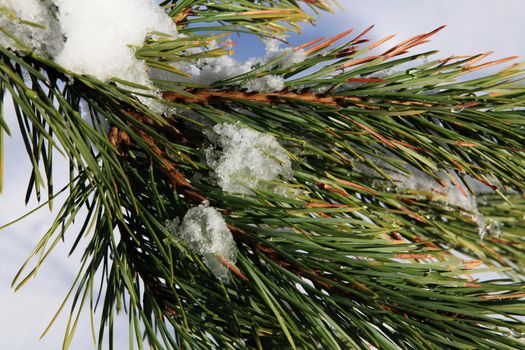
xmin=163 ymin=90 xmax=362 ymax=107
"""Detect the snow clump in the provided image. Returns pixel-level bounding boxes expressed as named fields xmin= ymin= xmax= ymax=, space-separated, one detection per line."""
xmin=205 ymin=123 xmax=294 ymax=196
xmin=259 ymin=38 xmax=307 ymax=68
xmin=1 ymin=0 xmax=176 ymax=88
xmin=191 ymin=52 xmax=252 ymax=85
xmin=239 ymin=38 xmax=305 ymax=92
xmin=244 ymin=75 xmax=285 ymax=92
xmin=154 ymin=38 xmax=306 ymax=92
xmin=53 ymin=0 xmax=176 ymax=83
xmin=166 ymin=204 xmax=238 ymax=282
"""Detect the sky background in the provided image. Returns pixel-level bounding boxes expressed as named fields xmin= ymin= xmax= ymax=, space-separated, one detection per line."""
xmin=1 ymin=1 xmax=524 ymax=348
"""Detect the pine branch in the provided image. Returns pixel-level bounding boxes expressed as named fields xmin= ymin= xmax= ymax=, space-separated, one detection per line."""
xmin=167 ymin=0 xmax=336 ymax=36
xmin=0 ymin=2 xmax=524 ymax=349
xmin=163 ymin=89 xmax=360 ymax=106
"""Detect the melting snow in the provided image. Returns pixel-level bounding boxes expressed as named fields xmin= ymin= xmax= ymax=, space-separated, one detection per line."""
xmin=205 ymin=123 xmax=294 ymax=196
xmin=166 ymin=204 xmax=238 ymax=282
xmin=244 ymin=75 xmax=285 ymax=92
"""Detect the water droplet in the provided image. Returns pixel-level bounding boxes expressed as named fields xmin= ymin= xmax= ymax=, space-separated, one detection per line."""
xmin=479 ymin=219 xmax=503 ymax=239
xmin=489 ymin=220 xmax=503 ymax=237
xmin=479 ymin=226 xmax=487 ymax=241
xmin=407 ymin=68 xmax=419 ymax=76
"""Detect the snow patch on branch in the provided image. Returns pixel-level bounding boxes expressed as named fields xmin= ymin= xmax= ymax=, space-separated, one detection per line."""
xmin=205 ymin=123 xmax=294 ymax=196
xmin=193 ymin=54 xmax=252 ymax=85
xmin=2 ymin=0 xmax=176 ymax=109
xmin=238 ymin=38 xmax=306 ymax=72
xmin=154 ymin=38 xmax=306 ymax=92
xmin=244 ymin=75 xmax=285 ymax=92
xmin=166 ymin=204 xmax=237 ymax=282
xmin=238 ymin=39 xmax=306 ymax=92
xmin=54 ymin=0 xmax=176 ymax=82
xmin=358 ymin=156 xmax=503 ymax=238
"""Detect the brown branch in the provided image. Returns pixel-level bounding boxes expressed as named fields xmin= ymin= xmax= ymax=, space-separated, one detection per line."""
xmin=135 ymin=128 xmax=191 ymax=188
xmin=173 ymin=8 xmax=193 ymax=26
xmin=163 ymin=89 xmax=440 ymax=113
xmin=108 ymin=126 xmax=132 ymax=156
xmin=215 ymin=255 xmax=249 ymax=281
xmin=109 ymin=111 xmax=191 ymax=189
xmin=163 ymin=90 xmax=362 ymax=107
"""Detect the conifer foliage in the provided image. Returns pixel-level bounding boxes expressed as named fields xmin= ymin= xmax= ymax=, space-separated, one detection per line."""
xmin=1 ymin=1 xmax=525 ymax=349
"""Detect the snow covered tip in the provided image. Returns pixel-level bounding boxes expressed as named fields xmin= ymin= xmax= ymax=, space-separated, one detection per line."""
xmin=166 ymin=204 xmax=238 ymax=283
xmin=205 ymin=123 xmax=294 ymax=196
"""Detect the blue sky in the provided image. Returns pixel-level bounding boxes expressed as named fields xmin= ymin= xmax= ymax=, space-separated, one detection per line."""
xmin=0 ymin=1 xmax=524 ymax=348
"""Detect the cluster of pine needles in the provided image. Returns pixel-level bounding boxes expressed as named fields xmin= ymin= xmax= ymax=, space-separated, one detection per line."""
xmin=1 ymin=1 xmax=524 ymax=349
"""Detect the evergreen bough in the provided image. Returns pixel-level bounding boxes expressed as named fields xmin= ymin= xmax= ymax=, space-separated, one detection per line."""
xmin=1 ymin=1 xmax=524 ymax=349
